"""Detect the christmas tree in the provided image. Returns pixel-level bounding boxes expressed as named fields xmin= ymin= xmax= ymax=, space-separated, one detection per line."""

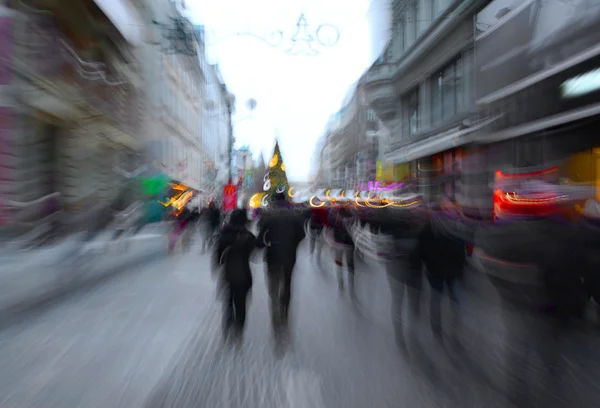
xmin=264 ymin=141 xmax=290 ymax=202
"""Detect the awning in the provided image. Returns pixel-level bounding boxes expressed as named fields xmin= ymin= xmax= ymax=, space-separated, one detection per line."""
xmin=386 ymin=115 xmax=503 ymax=163
xmin=92 ymin=0 xmax=144 ymax=46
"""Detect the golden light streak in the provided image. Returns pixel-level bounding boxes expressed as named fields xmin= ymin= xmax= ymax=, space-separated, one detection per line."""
xmin=309 ymin=196 xmax=325 ymax=208
xmin=249 ymin=192 xmax=266 ymax=209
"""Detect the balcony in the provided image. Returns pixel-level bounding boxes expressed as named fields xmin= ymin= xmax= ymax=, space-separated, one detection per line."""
xmin=360 ymin=65 xmax=396 ymax=121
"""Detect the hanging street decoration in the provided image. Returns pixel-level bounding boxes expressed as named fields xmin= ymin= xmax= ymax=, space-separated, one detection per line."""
xmin=236 ymin=13 xmax=340 ymax=57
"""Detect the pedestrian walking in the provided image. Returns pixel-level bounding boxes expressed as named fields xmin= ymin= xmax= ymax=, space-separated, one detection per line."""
xmin=309 ymin=205 xmax=327 ymax=261
xmin=328 ymin=206 xmax=356 ymax=296
xmin=212 ymin=209 xmax=257 ymax=344
xmin=257 ymin=193 xmax=305 ymax=343
xmin=419 ymin=200 xmax=466 ymax=344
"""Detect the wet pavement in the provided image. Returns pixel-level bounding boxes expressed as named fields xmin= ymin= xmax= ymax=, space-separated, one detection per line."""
xmin=0 ymin=237 xmax=599 ymax=408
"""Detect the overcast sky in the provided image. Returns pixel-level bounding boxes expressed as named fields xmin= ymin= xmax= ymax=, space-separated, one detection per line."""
xmin=187 ymin=0 xmax=372 ymax=182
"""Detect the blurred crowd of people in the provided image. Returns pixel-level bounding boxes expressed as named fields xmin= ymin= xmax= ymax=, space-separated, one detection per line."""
xmin=158 ymin=190 xmax=600 ymax=407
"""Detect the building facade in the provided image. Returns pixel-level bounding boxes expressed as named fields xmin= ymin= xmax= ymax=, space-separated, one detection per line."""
xmin=1 ymin=0 xmax=146 ymax=235
xmin=356 ymin=0 xmax=600 ymax=217
xmin=359 ymin=0 xmax=494 ymax=211
xmin=139 ymin=0 xmax=234 ymax=198
xmin=202 ymin=62 xmax=234 ymax=189
xmin=140 ymin=0 xmax=205 ymax=191
xmin=470 ymin=0 xmax=600 ymax=216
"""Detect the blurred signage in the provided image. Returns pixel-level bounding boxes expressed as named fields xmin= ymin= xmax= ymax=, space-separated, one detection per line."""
xmin=246 ymin=170 xmax=253 ymax=188
xmin=561 ymin=68 xmax=600 ymax=98
xmin=376 ymin=161 xmax=383 ymax=180
xmin=223 ymin=183 xmax=237 ymax=211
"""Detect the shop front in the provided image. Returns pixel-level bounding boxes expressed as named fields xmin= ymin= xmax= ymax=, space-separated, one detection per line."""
xmin=475 ymin=0 xmax=600 ymax=164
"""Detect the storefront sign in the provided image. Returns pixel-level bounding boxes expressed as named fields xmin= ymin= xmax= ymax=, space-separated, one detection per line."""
xmin=376 ymin=161 xmax=383 ymax=180
xmin=561 ymin=68 xmax=600 ymax=98
xmin=223 ymin=183 xmax=237 ymax=212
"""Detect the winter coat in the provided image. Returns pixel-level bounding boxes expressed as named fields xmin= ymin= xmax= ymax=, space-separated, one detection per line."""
xmin=214 ymin=224 xmax=256 ymax=287
xmin=257 ymin=209 xmax=305 ymax=268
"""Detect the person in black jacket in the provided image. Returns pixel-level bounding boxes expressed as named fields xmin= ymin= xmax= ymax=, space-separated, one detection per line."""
xmin=257 ymin=193 xmax=306 ymax=340
xmin=328 ymin=205 xmax=356 ymax=295
xmin=212 ymin=209 xmax=257 ymax=344
xmin=203 ymin=201 xmax=221 ymax=252
xmin=418 ymin=199 xmax=466 ymax=343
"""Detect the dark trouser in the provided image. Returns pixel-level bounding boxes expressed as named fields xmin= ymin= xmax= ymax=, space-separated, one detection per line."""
xmin=266 ymin=263 xmax=294 ymax=334
xmin=386 ymin=259 xmax=422 ymax=347
xmin=309 ymin=227 xmax=323 ymax=258
xmin=222 ymin=283 xmax=251 ymax=340
xmin=426 ymin=274 xmax=461 ymax=340
xmin=334 ymin=245 xmax=355 ymax=292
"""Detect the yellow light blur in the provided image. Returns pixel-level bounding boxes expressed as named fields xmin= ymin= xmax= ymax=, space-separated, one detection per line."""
xmin=159 ymin=190 xmax=185 ymax=207
xmin=365 ymin=199 xmax=389 ymax=209
xmin=169 ymin=183 xmax=188 ymax=191
xmin=340 ymin=190 xmax=345 ymax=198
xmin=281 ymin=163 xmax=285 ymax=172
xmin=309 ymin=196 xmax=325 ymax=208
xmin=173 ymin=191 xmax=194 ymax=211
xmin=325 ymin=189 xmax=331 ymax=200
xmin=288 ymin=187 xmax=297 ymax=198
xmin=389 ymin=200 xmax=421 ymax=208
xmin=269 ymin=154 xmax=278 ymax=168
xmin=249 ymin=192 xmax=266 ymax=209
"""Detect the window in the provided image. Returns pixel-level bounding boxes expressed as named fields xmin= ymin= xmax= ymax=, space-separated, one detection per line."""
xmin=406 ymin=88 xmax=420 ymax=135
xmin=455 ymin=57 xmax=463 ymax=112
xmin=367 ymin=109 xmax=377 ymax=122
xmin=431 ymin=73 xmax=442 ymax=124
xmin=431 ymin=56 xmax=464 ymax=124
xmin=442 ymin=63 xmax=455 ymax=120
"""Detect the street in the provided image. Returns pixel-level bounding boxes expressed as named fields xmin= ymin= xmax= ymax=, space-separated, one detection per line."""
xmin=0 ymin=237 xmax=599 ymax=408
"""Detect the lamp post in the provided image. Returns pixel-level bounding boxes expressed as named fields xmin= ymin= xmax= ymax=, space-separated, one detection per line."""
xmin=204 ymin=97 xmax=257 ymax=186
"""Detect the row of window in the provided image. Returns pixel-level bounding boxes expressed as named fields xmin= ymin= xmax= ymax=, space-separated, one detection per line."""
xmin=389 ymin=0 xmax=453 ymax=62
xmin=401 ymin=54 xmax=471 ymax=137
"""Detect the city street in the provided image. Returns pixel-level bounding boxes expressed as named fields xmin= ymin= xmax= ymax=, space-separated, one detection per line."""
xmin=0 ymin=237 xmax=598 ymax=408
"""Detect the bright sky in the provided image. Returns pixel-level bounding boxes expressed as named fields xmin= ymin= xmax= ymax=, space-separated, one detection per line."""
xmin=187 ymin=0 xmax=372 ymax=182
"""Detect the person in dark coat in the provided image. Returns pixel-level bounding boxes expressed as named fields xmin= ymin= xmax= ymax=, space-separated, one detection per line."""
xmin=204 ymin=201 xmax=221 ymax=251
xmin=212 ymin=209 xmax=257 ymax=343
xmin=309 ymin=205 xmax=328 ymax=260
xmin=257 ymin=193 xmax=306 ymax=339
xmin=328 ymin=205 xmax=356 ymax=294
xmin=418 ymin=199 xmax=466 ymax=342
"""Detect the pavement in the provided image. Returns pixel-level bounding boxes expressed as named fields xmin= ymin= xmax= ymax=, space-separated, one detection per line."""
xmin=0 ymin=237 xmax=599 ymax=407
xmin=0 ymin=223 xmax=171 ymax=324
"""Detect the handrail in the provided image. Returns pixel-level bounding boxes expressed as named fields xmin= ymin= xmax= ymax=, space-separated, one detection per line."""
xmin=0 ymin=192 xmax=61 ymax=208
